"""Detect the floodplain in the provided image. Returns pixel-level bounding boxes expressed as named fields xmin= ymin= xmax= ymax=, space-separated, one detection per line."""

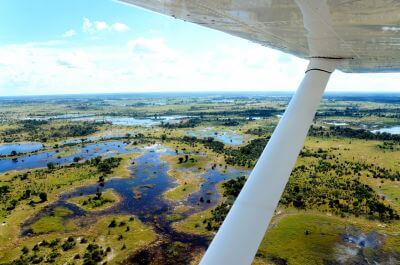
xmin=0 ymin=92 xmax=399 ymax=265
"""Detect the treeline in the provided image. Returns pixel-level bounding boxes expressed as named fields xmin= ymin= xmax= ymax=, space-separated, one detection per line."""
xmin=224 ymin=138 xmax=269 ymax=168
xmin=245 ymin=127 xmax=269 ymax=136
xmin=160 ymin=117 xmax=244 ymax=129
xmin=0 ymin=120 xmax=102 ymax=143
xmin=316 ymin=107 xmax=400 ymax=118
xmin=160 ymin=118 xmax=202 ymax=128
xmin=51 ymin=123 xmax=99 ymax=138
xmin=0 ymin=120 xmax=49 ymax=141
xmin=309 ymin=125 xmax=400 ymax=142
xmin=192 ymin=108 xmax=280 ymax=118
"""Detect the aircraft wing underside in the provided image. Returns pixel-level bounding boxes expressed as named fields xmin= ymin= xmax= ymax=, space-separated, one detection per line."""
xmin=120 ymin=0 xmax=400 ymax=73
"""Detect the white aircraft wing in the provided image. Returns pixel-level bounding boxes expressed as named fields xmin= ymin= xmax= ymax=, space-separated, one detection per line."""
xmin=120 ymin=0 xmax=400 ymax=73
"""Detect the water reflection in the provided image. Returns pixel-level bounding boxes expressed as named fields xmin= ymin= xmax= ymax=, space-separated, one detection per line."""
xmin=0 ymin=141 xmax=138 ymax=173
xmin=21 ymin=146 xmax=249 ymax=260
xmin=372 ymin=126 xmax=400 ymax=135
xmin=187 ymin=128 xmax=244 ymax=145
xmin=0 ymin=142 xmax=44 ymax=156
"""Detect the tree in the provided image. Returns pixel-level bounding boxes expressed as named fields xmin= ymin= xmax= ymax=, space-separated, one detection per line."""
xmin=161 ymin=134 xmax=167 ymax=141
xmin=178 ymin=157 xmax=184 ymax=164
xmin=94 ymin=191 xmax=102 ymax=200
xmin=47 ymin=162 xmax=55 ymax=170
xmin=108 ymin=219 xmax=117 ymax=228
xmin=10 ymin=150 xmax=17 ymax=156
xmin=39 ymin=192 xmax=47 ymax=202
xmin=21 ymin=246 xmax=29 ymax=254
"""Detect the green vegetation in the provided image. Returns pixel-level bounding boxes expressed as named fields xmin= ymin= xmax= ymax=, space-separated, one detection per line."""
xmin=310 ymin=125 xmax=400 ymax=142
xmin=53 ymin=147 xmax=79 ymax=158
xmin=68 ymin=189 xmax=120 ymax=212
xmin=281 ymin=160 xmax=398 ymax=221
xmin=1 ymin=215 xmax=156 ymax=264
xmin=0 ymin=120 xmax=101 ymax=143
xmin=256 ymin=212 xmax=345 ymax=265
xmin=31 ymin=207 xmax=73 ymax=234
xmin=0 ymin=155 xmax=121 ymax=221
xmin=1 ymin=93 xmax=400 ymax=264
xmin=161 ymin=153 xmax=207 ymax=202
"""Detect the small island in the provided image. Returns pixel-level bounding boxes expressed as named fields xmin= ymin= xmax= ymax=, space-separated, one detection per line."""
xmin=68 ymin=189 xmax=121 ymax=212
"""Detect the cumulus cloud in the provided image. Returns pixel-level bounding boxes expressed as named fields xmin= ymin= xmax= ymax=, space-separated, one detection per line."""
xmin=82 ymin=18 xmax=93 ymax=33
xmin=112 ymin=22 xmax=130 ymax=32
xmin=95 ymin=21 xmax=108 ymax=31
xmin=82 ymin=18 xmax=129 ymax=33
xmin=127 ymin=37 xmax=168 ymax=54
xmin=1 ymin=37 xmax=400 ymax=96
xmin=62 ymin=29 xmax=77 ymax=38
xmin=57 ymin=52 xmax=92 ymax=69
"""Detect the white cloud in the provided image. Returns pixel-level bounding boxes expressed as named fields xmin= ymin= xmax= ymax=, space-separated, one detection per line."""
xmin=0 ymin=38 xmax=400 ymax=96
xmin=62 ymin=29 xmax=77 ymax=38
xmin=112 ymin=22 xmax=129 ymax=32
xmin=82 ymin=18 xmax=93 ymax=33
xmin=127 ymin=37 xmax=168 ymax=54
xmin=82 ymin=18 xmax=129 ymax=34
xmin=95 ymin=21 xmax=108 ymax=31
xmin=57 ymin=51 xmax=92 ymax=69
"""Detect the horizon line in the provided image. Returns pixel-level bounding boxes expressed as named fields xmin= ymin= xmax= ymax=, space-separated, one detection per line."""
xmin=2 ymin=90 xmax=400 ymax=98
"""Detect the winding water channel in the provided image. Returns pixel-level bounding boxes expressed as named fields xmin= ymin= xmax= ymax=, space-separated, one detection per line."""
xmin=1 ymin=143 xmax=249 ymax=263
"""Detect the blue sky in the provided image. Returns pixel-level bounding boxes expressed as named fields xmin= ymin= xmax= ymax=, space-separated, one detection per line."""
xmin=0 ymin=0 xmax=399 ymax=96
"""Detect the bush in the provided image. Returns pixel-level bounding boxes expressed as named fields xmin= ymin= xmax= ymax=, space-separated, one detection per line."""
xmin=39 ymin=192 xmax=47 ymax=202
xmin=47 ymin=162 xmax=55 ymax=170
xmin=61 ymin=239 xmax=76 ymax=251
xmin=108 ymin=219 xmax=117 ymax=228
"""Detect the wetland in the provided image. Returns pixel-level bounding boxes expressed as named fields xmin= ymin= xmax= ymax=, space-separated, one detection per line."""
xmin=1 ymin=92 xmax=400 ymax=265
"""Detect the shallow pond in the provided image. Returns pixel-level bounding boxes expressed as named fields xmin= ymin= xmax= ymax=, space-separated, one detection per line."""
xmin=0 ymin=141 xmax=138 ymax=173
xmin=73 ymin=115 xmax=190 ymax=127
xmin=372 ymin=125 xmax=400 ymax=135
xmin=0 ymin=142 xmax=44 ymax=156
xmin=188 ymin=128 xmax=244 ymax=145
xmin=326 ymin=121 xmax=349 ymax=126
xmin=26 ymin=113 xmax=95 ymax=121
xmin=186 ymin=167 xmax=248 ymax=211
xmin=24 ymin=114 xmax=192 ymax=127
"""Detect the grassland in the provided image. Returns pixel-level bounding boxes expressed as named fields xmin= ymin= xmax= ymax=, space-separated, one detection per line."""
xmin=111 ymin=152 xmax=142 ymax=178
xmin=172 ymin=207 xmax=214 ymax=236
xmin=30 ymin=207 xmax=74 ymax=234
xmin=52 ymin=147 xmax=79 ymax=158
xmin=173 ymin=131 xmax=400 ymax=264
xmin=255 ymin=210 xmax=400 ymax=265
xmin=68 ymin=189 xmax=121 ymax=212
xmin=0 ymin=153 xmax=141 ymax=262
xmin=1 ymin=93 xmax=400 ymax=264
xmin=161 ymin=153 xmax=207 ymax=202
xmin=0 ymin=214 xmax=156 ymax=264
